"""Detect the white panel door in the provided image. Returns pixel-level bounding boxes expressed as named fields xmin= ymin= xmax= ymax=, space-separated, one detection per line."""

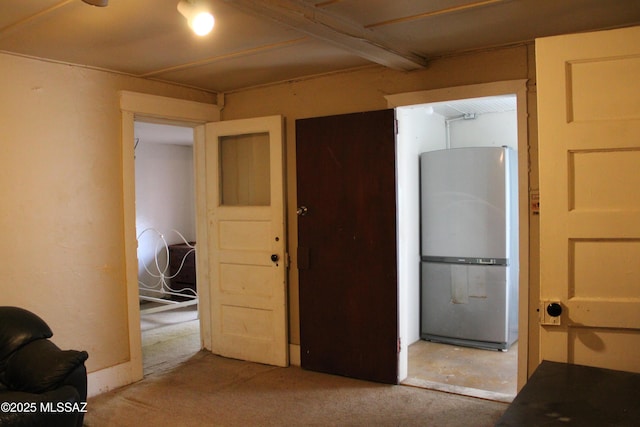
xmin=536 ymin=26 xmax=640 ymax=372
xmin=205 ymin=115 xmax=288 ymax=367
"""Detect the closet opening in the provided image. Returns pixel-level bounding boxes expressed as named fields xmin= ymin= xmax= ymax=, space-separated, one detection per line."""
xmin=395 ymin=91 xmax=524 ymax=402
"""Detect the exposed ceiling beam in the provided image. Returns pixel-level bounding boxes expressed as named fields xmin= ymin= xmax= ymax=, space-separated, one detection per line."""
xmin=0 ymin=0 xmax=74 ymax=39
xmin=365 ymin=0 xmax=508 ymax=29
xmin=223 ymin=0 xmax=428 ymax=71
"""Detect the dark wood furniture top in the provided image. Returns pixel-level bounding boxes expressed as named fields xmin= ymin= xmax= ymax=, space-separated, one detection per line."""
xmin=496 ymin=360 xmax=640 ymax=426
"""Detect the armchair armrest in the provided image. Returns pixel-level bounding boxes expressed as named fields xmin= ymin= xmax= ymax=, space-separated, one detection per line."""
xmin=3 ymin=339 xmax=88 ymax=394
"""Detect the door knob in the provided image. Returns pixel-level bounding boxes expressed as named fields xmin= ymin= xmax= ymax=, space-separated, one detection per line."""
xmin=540 ymin=300 xmax=562 ymax=325
xmin=271 ymin=254 xmax=279 ymax=262
xmin=546 ymin=302 xmax=562 ymax=317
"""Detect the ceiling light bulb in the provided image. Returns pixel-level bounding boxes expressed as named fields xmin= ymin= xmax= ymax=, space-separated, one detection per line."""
xmin=191 ymin=11 xmax=214 ymax=36
xmin=177 ymin=1 xmax=214 ymax=36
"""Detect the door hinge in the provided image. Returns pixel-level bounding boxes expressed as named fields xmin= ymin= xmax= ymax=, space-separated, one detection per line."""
xmin=530 ymin=189 xmax=540 ymax=215
xmin=397 ymin=337 xmax=401 ymax=353
xmin=394 ymin=119 xmax=399 ymax=135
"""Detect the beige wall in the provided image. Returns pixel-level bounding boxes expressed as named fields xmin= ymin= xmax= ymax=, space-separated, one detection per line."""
xmin=0 ymin=42 xmax=541 ymax=379
xmin=0 ymin=52 xmax=215 ymax=373
xmin=221 ymin=43 xmax=539 ymax=350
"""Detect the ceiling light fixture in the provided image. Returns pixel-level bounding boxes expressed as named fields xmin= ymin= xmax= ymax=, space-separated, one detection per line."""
xmin=82 ymin=0 xmax=108 ymax=6
xmin=177 ymin=1 xmax=214 ymax=36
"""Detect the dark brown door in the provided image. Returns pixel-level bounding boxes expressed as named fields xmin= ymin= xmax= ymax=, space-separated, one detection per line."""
xmin=296 ymin=109 xmax=398 ymax=384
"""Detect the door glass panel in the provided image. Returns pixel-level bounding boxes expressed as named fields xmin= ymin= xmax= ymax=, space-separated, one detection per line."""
xmin=219 ymin=132 xmax=270 ymax=206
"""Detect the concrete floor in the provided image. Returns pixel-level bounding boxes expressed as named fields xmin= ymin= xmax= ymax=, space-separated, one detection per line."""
xmin=404 ymin=339 xmax=518 ymax=402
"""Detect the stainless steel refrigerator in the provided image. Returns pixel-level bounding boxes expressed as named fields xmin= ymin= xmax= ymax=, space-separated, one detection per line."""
xmin=420 ymin=147 xmax=518 ymax=350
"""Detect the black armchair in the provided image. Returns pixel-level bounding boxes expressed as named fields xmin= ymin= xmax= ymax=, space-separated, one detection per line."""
xmin=0 ymin=307 xmax=88 ymax=427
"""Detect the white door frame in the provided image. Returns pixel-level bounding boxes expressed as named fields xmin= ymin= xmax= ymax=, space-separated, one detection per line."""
xmin=98 ymin=91 xmax=220 ymax=393
xmin=386 ymin=79 xmax=530 ymax=390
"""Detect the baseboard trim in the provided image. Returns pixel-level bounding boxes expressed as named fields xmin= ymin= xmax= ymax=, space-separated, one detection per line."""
xmin=87 ymin=360 xmax=143 ymax=398
xmin=289 ymin=344 xmax=301 ymax=366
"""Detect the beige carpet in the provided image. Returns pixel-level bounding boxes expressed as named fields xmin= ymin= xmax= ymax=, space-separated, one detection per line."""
xmin=86 ymin=351 xmax=508 ymax=426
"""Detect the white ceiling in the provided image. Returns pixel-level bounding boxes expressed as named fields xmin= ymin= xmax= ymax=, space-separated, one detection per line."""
xmin=427 ymin=95 xmax=516 ymax=119
xmin=1 ymin=0 xmax=639 ymax=93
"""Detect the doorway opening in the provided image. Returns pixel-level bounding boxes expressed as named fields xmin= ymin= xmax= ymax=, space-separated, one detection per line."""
xmin=134 ymin=120 xmax=201 ymax=376
xmin=396 ymin=94 xmax=520 ymax=402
